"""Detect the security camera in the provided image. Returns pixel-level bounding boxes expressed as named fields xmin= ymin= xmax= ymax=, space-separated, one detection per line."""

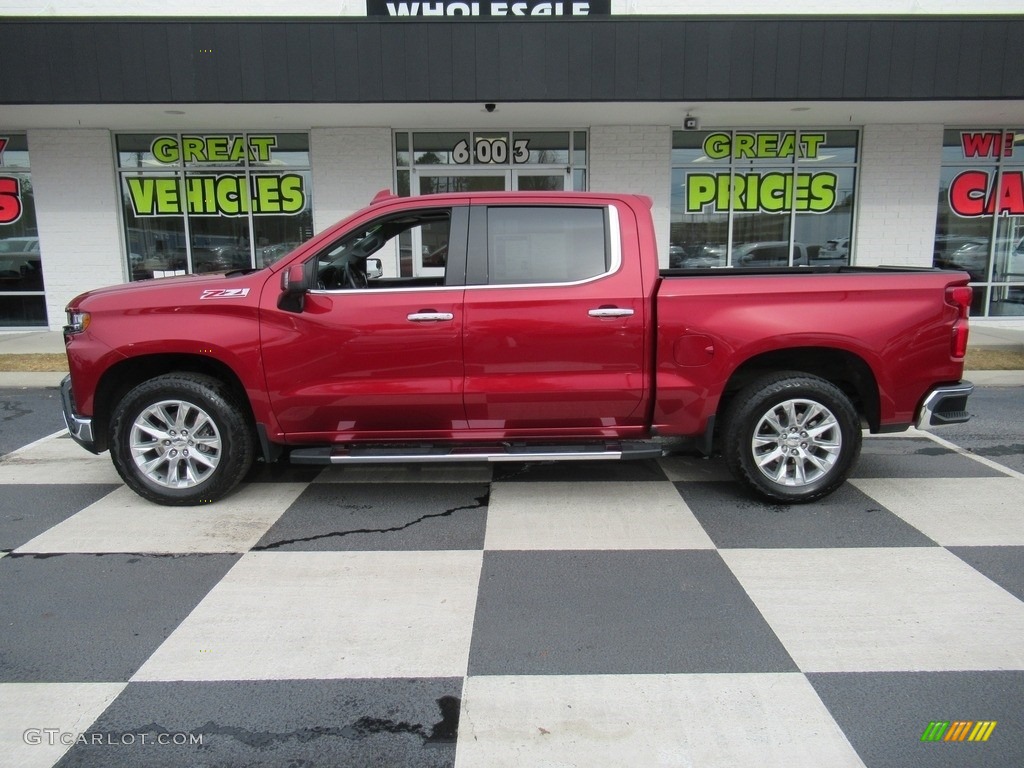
xmin=485 ymin=103 xmax=496 ymax=113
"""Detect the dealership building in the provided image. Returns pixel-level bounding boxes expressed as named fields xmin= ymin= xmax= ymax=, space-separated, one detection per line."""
xmin=1 ymin=1 xmax=1022 ymax=330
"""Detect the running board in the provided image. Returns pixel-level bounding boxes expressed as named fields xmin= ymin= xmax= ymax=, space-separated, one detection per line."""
xmin=289 ymin=441 xmax=664 ymax=465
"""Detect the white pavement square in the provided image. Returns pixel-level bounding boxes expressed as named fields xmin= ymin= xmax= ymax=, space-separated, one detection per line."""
xmin=456 ymin=673 xmax=866 ymax=768
xmin=721 ymin=547 xmax=1024 ymax=672
xmin=131 ymin=550 xmax=483 ymax=682
xmin=484 ymin=481 xmax=715 ymax=550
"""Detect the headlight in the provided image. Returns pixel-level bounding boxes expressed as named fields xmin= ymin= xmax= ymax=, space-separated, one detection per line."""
xmin=64 ymin=309 xmax=91 ymax=334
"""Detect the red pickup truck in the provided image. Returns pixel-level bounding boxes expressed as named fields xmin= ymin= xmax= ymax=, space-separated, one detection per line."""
xmin=62 ymin=190 xmax=973 ymax=506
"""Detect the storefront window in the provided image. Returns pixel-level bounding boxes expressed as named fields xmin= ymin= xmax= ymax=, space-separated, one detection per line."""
xmin=116 ymin=133 xmax=313 ymax=281
xmin=670 ymin=129 xmax=859 ymax=268
xmin=0 ymin=134 xmax=46 ymax=327
xmin=934 ymin=129 xmax=1024 ymax=317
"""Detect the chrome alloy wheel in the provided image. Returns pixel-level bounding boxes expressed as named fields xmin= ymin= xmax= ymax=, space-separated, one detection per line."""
xmin=129 ymin=399 xmax=222 ymax=489
xmin=751 ymin=398 xmax=842 ymax=487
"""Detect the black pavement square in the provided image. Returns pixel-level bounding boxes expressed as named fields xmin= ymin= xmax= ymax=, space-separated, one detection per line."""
xmin=949 ymin=546 xmax=1024 ymax=602
xmin=0 ymin=484 xmax=118 ymax=552
xmin=253 ymin=483 xmax=489 ymax=551
xmin=809 ymin=671 xmax=1024 ymax=768
xmin=469 ymin=550 xmax=797 ymax=675
xmin=54 ymin=678 xmax=461 ymax=768
xmin=0 ymin=553 xmax=240 ymax=683
xmin=492 ymin=459 xmax=668 ymax=482
xmin=675 ymin=481 xmax=937 ymax=548
xmin=852 ymin=437 xmax=1005 ymax=478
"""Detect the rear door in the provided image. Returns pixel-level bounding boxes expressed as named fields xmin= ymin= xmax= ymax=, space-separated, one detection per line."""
xmin=261 ymin=205 xmax=469 ymax=441
xmin=461 ymin=200 xmax=648 ymax=436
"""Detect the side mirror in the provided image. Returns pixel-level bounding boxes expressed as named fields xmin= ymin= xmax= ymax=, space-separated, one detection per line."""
xmin=366 ymin=258 xmax=383 ymax=280
xmin=278 ymin=262 xmax=310 ymax=313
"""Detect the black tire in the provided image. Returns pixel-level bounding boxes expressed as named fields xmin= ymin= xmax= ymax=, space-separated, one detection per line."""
xmin=109 ymin=373 xmax=254 ymax=506
xmin=722 ymin=372 xmax=862 ymax=504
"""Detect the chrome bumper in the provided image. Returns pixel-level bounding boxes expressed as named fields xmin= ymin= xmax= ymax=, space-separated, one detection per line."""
xmin=915 ymin=381 xmax=973 ymax=430
xmin=60 ymin=375 xmax=99 ymax=453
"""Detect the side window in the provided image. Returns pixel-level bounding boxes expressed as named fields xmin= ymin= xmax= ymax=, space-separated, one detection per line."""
xmin=313 ymin=209 xmax=452 ymax=290
xmin=486 ymin=206 xmax=608 ymax=285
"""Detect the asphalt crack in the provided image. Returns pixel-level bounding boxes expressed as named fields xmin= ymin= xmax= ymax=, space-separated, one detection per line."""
xmin=253 ymin=492 xmax=489 ymax=551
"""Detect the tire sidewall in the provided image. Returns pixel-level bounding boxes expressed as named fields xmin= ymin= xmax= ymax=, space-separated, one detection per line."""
xmin=110 ymin=374 xmax=253 ymax=506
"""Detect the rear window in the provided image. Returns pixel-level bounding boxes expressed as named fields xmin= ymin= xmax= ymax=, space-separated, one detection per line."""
xmin=486 ymin=206 xmax=608 ymax=285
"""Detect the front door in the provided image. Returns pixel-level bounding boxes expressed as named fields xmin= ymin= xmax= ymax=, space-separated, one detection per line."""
xmin=261 ymin=206 xmax=469 ymax=442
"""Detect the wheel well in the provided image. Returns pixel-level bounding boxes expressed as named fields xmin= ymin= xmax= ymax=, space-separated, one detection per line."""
xmin=717 ymin=347 xmax=881 ymax=433
xmin=91 ymin=354 xmax=252 ymax=453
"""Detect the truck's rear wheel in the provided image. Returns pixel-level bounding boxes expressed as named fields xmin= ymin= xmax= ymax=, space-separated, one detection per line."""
xmin=110 ymin=374 xmax=254 ymax=506
xmin=722 ymin=373 xmax=861 ymax=503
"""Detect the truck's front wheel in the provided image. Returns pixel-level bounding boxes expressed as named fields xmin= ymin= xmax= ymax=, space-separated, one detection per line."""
xmin=110 ymin=374 xmax=254 ymax=506
xmin=722 ymin=373 xmax=861 ymax=503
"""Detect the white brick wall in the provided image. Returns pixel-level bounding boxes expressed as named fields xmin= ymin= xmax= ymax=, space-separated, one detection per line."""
xmin=853 ymin=124 xmax=943 ymax=268
xmin=589 ymin=126 xmax=672 ymax=266
xmin=310 ymin=127 xmax=394 ymax=234
xmin=29 ymin=129 xmax=123 ymax=330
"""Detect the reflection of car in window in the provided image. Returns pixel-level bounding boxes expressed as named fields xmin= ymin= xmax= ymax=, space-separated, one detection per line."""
xmin=733 ymin=241 xmax=810 ymax=266
xmin=0 ymin=236 xmax=40 ymax=254
xmin=937 ymin=237 xmax=1024 ymax=283
xmin=0 ymin=253 xmax=43 ymax=289
xmin=817 ymin=237 xmax=849 ymax=262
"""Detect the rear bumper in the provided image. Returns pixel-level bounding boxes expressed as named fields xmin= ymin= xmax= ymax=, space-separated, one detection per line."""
xmin=915 ymin=380 xmax=973 ymax=430
xmin=60 ymin=375 xmax=100 ymax=453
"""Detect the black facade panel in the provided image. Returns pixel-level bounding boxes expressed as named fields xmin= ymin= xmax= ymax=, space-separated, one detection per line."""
xmin=774 ymin=22 xmax=803 ymax=99
xmin=542 ymin=25 xmax=569 ymax=101
xmin=586 ymin=24 xmax=616 ymax=100
xmin=864 ymin=21 xmax=895 ymax=99
xmin=677 ymin=22 xmax=704 ymax=101
xmin=910 ymin=20 xmax=940 ymax=99
xmin=749 ymin=21 xmax=778 ymax=100
xmin=93 ymin=25 xmax=125 ymax=103
xmin=613 ymin=23 xmax=640 ymax=99
xmin=725 ymin=22 xmax=755 ymax=101
xmin=165 ymin=24 xmax=195 ymax=102
xmin=426 ymin=24 xmax=454 ymax=102
xmin=0 ymin=16 xmax=1021 ymax=105
xmin=978 ymin=23 xmax=1009 ymax=99
xmin=286 ymin=24 xmax=315 ymax=102
xmin=379 ymin=24 xmax=409 ymax=102
xmin=841 ymin=22 xmax=871 ymax=98
xmin=796 ymin=21 xmax=825 ymax=99
xmin=331 ymin=25 xmax=362 ymax=103
xmin=818 ymin=21 xmax=847 ymax=99
xmin=887 ymin=22 xmax=916 ymax=99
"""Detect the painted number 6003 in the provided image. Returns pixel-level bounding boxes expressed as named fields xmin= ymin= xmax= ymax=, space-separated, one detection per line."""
xmin=452 ymin=138 xmax=530 ymax=165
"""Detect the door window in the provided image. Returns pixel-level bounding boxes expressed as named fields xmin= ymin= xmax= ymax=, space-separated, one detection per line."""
xmin=486 ymin=207 xmax=608 ymax=285
xmin=312 ymin=209 xmax=459 ymax=290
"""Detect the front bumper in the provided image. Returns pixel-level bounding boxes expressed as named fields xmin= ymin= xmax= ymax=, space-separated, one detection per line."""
xmin=915 ymin=381 xmax=974 ymax=430
xmin=60 ymin=375 xmax=100 ymax=453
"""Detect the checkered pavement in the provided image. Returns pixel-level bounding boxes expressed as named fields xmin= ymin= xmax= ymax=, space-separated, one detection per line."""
xmin=1 ymin=429 xmax=1022 ymax=768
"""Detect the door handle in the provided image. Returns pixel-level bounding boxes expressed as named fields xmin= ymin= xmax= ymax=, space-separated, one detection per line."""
xmin=407 ymin=311 xmax=455 ymax=322
xmin=588 ymin=307 xmax=634 ymax=318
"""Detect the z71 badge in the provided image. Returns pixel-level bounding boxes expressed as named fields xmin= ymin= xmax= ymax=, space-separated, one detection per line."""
xmin=200 ymin=288 xmax=250 ymax=300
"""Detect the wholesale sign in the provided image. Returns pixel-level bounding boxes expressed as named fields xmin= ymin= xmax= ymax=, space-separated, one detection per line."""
xmin=684 ymin=132 xmax=839 ymax=215
xmin=367 ymin=1 xmax=609 ymax=15
xmin=125 ymin=135 xmax=307 ymax=218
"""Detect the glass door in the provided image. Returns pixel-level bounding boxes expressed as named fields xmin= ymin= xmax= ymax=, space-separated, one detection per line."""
xmin=412 ymin=171 xmax=508 ymax=276
xmin=513 ymin=170 xmax=569 ymax=191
